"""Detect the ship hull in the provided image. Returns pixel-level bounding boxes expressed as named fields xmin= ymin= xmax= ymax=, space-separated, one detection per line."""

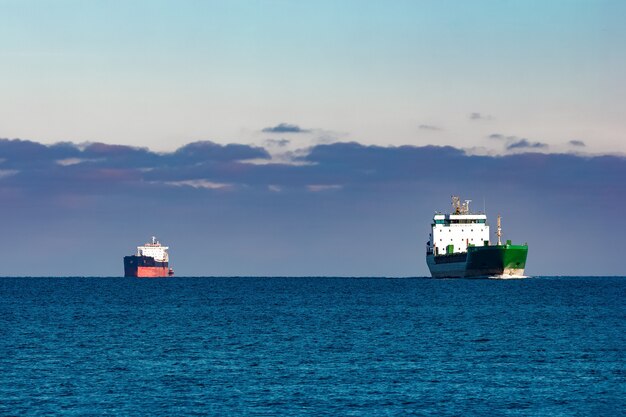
xmin=427 ymin=244 xmax=528 ymax=278
xmin=124 ymin=255 xmax=173 ymax=278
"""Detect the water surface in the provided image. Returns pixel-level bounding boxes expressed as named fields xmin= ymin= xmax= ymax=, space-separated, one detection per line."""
xmin=1 ymin=277 xmax=624 ymax=415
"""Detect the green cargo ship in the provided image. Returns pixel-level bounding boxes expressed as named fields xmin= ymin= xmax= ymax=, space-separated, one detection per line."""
xmin=426 ymin=196 xmax=528 ymax=278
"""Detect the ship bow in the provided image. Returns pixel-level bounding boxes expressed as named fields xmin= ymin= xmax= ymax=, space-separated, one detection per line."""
xmin=465 ymin=245 xmax=528 ymax=278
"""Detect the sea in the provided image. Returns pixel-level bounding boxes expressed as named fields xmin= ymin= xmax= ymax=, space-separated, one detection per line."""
xmin=0 ymin=276 xmax=624 ymax=416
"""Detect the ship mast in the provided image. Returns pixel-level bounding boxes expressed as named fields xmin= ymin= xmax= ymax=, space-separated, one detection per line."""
xmin=497 ymin=215 xmax=502 ymax=245
xmin=463 ymin=199 xmax=472 ymax=214
xmin=451 ymin=196 xmax=461 ymax=214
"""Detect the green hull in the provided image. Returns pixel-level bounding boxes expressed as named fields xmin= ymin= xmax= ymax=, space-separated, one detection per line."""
xmin=426 ymin=244 xmax=528 ymax=278
xmin=465 ymin=244 xmax=528 ymax=277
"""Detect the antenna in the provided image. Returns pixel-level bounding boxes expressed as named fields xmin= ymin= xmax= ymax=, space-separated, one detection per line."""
xmin=483 ymin=196 xmax=486 ymax=215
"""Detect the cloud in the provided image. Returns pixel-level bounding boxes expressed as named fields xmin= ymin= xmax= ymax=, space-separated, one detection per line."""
xmin=418 ymin=124 xmax=443 ymax=131
xmin=169 ymin=141 xmax=270 ymax=163
xmin=0 ymin=138 xmax=80 ymax=168
xmin=262 ymin=123 xmax=310 ymax=133
xmin=264 ymin=138 xmax=291 ymax=147
xmin=0 ymin=169 xmax=18 ymax=179
xmin=506 ymin=139 xmax=548 ymax=150
xmin=488 ymin=133 xmax=508 ymax=140
xmin=469 ymin=112 xmax=493 ymax=121
xmin=163 ymin=179 xmax=233 ymax=190
xmin=300 ymin=142 xmax=466 ymax=182
xmin=569 ymin=140 xmax=586 ymax=147
xmin=307 ymin=184 xmax=343 ymax=192
xmin=56 ymin=158 xmax=100 ymax=166
xmin=488 ymin=133 xmax=548 ymax=152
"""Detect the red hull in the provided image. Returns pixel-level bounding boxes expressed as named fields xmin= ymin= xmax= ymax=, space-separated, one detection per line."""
xmin=124 ymin=241 xmax=173 ymax=278
xmin=133 ymin=266 xmax=172 ymax=278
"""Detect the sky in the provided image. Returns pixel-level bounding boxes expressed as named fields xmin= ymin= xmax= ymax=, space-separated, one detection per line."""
xmin=0 ymin=1 xmax=624 ymax=276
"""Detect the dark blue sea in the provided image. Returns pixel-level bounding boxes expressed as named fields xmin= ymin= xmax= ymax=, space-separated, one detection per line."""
xmin=1 ymin=277 xmax=624 ymax=416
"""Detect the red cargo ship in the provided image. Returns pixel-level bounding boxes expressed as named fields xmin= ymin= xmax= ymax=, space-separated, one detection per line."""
xmin=124 ymin=236 xmax=174 ymax=278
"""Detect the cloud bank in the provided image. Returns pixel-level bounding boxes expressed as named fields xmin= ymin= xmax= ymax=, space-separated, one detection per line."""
xmin=0 ymin=137 xmax=623 ymax=276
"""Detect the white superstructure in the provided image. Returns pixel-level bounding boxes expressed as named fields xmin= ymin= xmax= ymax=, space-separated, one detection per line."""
xmin=137 ymin=236 xmax=169 ymax=262
xmin=426 ymin=197 xmax=490 ymax=256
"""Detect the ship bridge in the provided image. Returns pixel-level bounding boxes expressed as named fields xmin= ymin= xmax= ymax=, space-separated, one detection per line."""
xmin=137 ymin=236 xmax=169 ymax=262
xmin=427 ymin=197 xmax=490 ymax=256
xmin=433 ymin=214 xmax=487 ymax=225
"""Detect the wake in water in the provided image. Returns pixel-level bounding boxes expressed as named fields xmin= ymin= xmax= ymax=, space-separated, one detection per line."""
xmin=488 ymin=275 xmax=529 ymax=279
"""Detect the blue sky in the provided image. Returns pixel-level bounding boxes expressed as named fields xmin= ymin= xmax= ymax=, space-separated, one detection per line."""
xmin=1 ymin=0 xmax=624 ymax=153
xmin=0 ymin=1 xmax=624 ymax=275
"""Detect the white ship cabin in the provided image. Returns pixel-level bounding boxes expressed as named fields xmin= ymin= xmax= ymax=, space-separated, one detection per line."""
xmin=426 ymin=198 xmax=490 ymax=256
xmin=137 ymin=236 xmax=169 ymax=262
